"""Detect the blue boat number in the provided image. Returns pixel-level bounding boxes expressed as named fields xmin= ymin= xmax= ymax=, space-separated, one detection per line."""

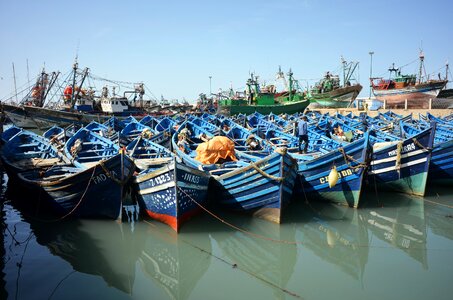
xmin=92 ymin=171 xmax=118 ymax=185
xmin=387 ymin=143 xmax=415 ymax=157
xmin=319 ymin=169 xmax=353 ymax=184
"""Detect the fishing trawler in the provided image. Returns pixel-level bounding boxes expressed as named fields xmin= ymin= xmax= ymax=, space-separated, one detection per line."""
xmin=1 ymin=61 xmax=157 ymax=129
xmin=371 ymin=51 xmax=448 ymax=109
xmin=309 ymin=58 xmax=363 ymax=108
xmin=217 ymin=70 xmax=310 ymax=115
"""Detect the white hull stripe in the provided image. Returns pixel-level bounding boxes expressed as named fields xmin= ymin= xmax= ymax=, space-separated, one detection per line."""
xmin=371 ymin=149 xmax=428 ymax=166
xmin=139 ymin=181 xmax=208 ymax=195
xmin=369 ymin=158 xmax=427 ymax=174
xmin=139 ymin=181 xmax=175 ymax=195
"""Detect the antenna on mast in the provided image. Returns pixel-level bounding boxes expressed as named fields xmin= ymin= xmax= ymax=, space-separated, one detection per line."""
xmin=26 ymin=59 xmax=30 ymax=87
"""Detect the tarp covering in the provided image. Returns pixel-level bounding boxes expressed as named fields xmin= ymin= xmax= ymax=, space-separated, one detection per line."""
xmin=195 ymin=136 xmax=237 ymax=164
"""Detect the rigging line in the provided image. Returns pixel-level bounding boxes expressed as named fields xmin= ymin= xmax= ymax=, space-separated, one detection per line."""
xmin=182 ymin=239 xmax=303 ymax=299
xmin=4 ymin=224 xmax=34 ymax=245
xmin=88 ymin=72 xmax=138 ymax=86
xmin=177 ymin=186 xmax=303 ymax=245
xmin=424 ymin=198 xmax=453 ymax=209
xmin=47 ymin=271 xmax=77 ymax=300
xmin=14 ymin=231 xmax=34 ymax=300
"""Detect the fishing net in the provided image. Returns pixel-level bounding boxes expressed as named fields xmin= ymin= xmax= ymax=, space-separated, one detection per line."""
xmin=195 ymin=136 xmax=237 ymax=164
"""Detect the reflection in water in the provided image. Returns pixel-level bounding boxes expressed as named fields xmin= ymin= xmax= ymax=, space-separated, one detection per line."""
xmin=424 ymin=185 xmax=453 ymax=241
xmin=209 ymin=214 xmax=297 ymax=299
xmin=297 ymin=202 xmax=370 ymax=281
xmin=27 ymin=219 xmax=138 ymax=294
xmin=297 ymin=193 xmax=429 ymax=280
xmin=134 ymin=222 xmax=212 ymax=300
xmin=364 ymin=194 xmax=428 ymax=269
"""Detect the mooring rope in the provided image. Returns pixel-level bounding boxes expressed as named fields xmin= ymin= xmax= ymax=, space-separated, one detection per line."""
xmin=338 ymin=147 xmax=367 ymax=170
xmin=177 ymin=186 xmax=302 ymax=245
xmin=412 ymin=137 xmax=431 ymax=152
xmin=42 ymin=165 xmax=98 ymax=222
xmin=249 ymin=163 xmax=284 ymax=182
xmin=424 ymin=198 xmax=453 ymax=209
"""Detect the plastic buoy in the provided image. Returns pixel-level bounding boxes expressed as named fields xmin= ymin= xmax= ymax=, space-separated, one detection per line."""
xmin=328 ymin=166 xmax=339 ymax=188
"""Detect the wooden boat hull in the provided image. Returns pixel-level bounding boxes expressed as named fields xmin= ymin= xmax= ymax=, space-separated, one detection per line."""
xmin=218 ymin=99 xmax=310 ymax=116
xmin=367 ymin=127 xmax=434 ymax=196
xmin=296 ymin=135 xmax=370 ymax=208
xmin=212 ymin=150 xmax=297 ymax=223
xmin=2 ymin=104 xmax=37 ymax=128
xmin=1 ymin=103 xmax=146 ymax=129
xmin=310 ymin=84 xmax=362 ymax=108
xmin=373 ymin=81 xmax=447 ymax=109
xmin=134 ymin=159 xmax=210 ymax=232
xmin=428 ymin=139 xmax=453 ymax=185
xmin=0 ymin=130 xmax=66 ymax=177
xmin=17 ymin=154 xmax=135 ymax=219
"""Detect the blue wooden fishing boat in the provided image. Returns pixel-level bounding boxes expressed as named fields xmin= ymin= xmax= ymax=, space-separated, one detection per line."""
xmin=134 ymin=157 xmax=210 ymax=232
xmin=103 ymin=116 xmax=126 ymax=132
xmin=155 ymin=116 xmax=177 ymax=133
xmin=172 ymin=121 xmax=297 ymax=223
xmin=139 ymin=115 xmax=159 ymax=128
xmin=0 ymin=130 xmax=69 ymax=177
xmin=120 ymin=121 xmax=168 ymax=146
xmin=126 ymin=135 xmax=173 ymax=170
xmin=64 ymin=128 xmax=120 ymax=168
xmin=368 ymin=126 xmax=435 ymax=196
xmin=17 ymin=152 xmax=132 ymax=219
xmin=126 ymin=135 xmax=209 ymax=231
xmin=401 ymin=121 xmax=453 ymax=185
xmin=188 ymin=116 xmax=221 ymax=135
xmin=0 ymin=125 xmax=22 ymax=144
xmin=296 ymin=132 xmax=371 ymax=208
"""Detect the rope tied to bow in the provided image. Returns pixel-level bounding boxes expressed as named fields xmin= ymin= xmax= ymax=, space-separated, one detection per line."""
xmin=338 ymin=147 xmax=368 ymax=170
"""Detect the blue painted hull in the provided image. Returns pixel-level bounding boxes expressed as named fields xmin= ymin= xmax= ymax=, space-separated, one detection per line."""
xmin=135 ymin=159 xmax=210 ymax=232
xmin=212 ymin=150 xmax=297 ymax=223
xmin=0 ymin=130 xmax=67 ymax=177
xmin=296 ymin=135 xmax=370 ymax=208
xmin=368 ymin=127 xmax=434 ymax=196
xmin=428 ymin=139 xmax=453 ymax=185
xmin=17 ymin=153 xmax=135 ymax=219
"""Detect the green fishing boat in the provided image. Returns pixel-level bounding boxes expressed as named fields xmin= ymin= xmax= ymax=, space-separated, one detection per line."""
xmin=309 ymin=58 xmax=362 ymax=108
xmin=218 ymin=70 xmax=309 ymax=116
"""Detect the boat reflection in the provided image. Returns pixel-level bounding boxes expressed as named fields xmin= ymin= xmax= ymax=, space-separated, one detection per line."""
xmin=296 ymin=202 xmax=370 ymax=281
xmin=209 ymin=213 xmax=297 ymax=299
xmin=424 ymin=185 xmax=453 ymax=241
xmin=364 ymin=193 xmax=428 ymax=269
xmin=5 ymin=178 xmax=138 ymax=294
xmin=27 ymin=218 xmax=137 ymax=294
xmin=134 ymin=220 xmax=212 ymax=300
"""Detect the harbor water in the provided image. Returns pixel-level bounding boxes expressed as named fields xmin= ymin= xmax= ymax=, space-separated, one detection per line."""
xmin=1 ymin=169 xmax=453 ymax=300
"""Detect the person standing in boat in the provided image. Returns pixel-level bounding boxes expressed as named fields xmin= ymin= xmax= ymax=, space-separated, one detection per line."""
xmin=324 ymin=119 xmax=333 ymax=138
xmin=298 ymin=116 xmax=309 ymax=154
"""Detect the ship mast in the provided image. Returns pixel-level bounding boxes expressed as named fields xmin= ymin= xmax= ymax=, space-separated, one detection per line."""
xmin=288 ymin=69 xmax=293 ymax=101
xmin=418 ymin=51 xmax=425 ymax=84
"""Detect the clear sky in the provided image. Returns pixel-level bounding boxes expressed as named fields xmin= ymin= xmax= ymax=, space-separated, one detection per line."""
xmin=1 ymin=0 xmax=452 ymax=103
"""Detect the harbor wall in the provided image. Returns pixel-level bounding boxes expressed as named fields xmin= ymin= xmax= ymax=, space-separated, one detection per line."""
xmin=310 ymin=108 xmax=453 ymax=119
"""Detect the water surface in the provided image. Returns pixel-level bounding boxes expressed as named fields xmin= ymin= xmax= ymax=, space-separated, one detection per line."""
xmin=1 ymin=171 xmax=453 ymax=300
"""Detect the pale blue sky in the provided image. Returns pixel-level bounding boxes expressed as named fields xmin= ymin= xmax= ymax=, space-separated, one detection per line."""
xmin=1 ymin=0 xmax=452 ymax=103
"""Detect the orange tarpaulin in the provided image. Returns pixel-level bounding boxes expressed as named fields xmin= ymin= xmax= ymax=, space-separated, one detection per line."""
xmin=195 ymin=136 xmax=237 ymax=164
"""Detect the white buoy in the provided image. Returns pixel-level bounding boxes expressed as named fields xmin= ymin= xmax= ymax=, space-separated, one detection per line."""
xmin=326 ymin=229 xmax=337 ymax=247
xmin=328 ymin=166 xmax=339 ymax=188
